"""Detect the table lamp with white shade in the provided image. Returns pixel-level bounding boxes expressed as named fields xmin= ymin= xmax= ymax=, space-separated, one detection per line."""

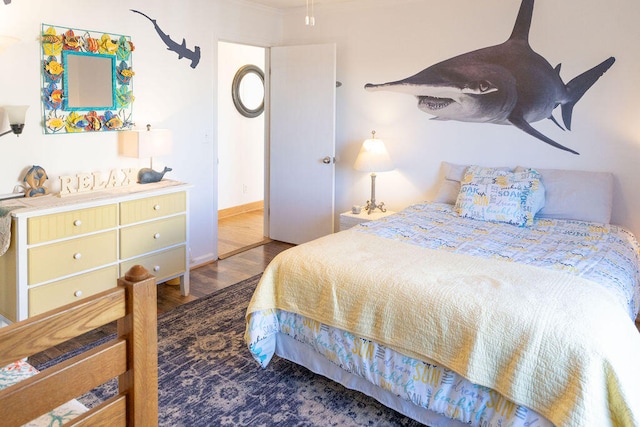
xmin=119 ymin=124 xmax=173 ymax=183
xmin=354 ymin=131 xmax=394 ymax=214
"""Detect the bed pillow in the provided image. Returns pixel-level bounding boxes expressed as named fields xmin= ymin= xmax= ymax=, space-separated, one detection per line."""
xmin=433 ymin=162 xmax=511 ymax=204
xmin=454 ymin=166 xmax=545 ymax=227
xmin=514 ymin=166 xmax=613 ymax=223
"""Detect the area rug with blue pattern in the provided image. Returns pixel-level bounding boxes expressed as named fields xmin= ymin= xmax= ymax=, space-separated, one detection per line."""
xmin=38 ymin=274 xmax=423 ymax=426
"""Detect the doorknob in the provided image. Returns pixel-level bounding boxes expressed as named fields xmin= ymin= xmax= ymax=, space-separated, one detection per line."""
xmin=322 ymin=156 xmax=334 ymax=164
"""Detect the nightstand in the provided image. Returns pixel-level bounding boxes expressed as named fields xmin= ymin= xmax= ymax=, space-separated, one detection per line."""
xmin=340 ymin=209 xmax=396 ymax=231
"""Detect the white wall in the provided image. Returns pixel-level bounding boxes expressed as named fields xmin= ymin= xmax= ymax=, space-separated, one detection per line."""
xmin=217 ymin=41 xmax=265 ymax=211
xmin=0 ymin=0 xmax=282 ymax=265
xmin=280 ymin=0 xmax=640 ymax=237
xmin=3 ymin=0 xmax=640 ymax=265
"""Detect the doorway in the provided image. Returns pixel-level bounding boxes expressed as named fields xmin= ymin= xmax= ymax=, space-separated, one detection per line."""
xmin=217 ymin=41 xmax=269 ymax=259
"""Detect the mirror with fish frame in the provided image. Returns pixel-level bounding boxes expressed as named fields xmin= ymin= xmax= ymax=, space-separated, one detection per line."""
xmin=41 ymin=23 xmax=135 ymax=134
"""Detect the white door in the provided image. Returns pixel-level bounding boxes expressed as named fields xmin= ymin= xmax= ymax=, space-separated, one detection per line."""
xmin=268 ymin=44 xmax=336 ymax=244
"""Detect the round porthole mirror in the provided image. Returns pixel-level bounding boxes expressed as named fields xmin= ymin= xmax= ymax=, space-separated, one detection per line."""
xmin=232 ymin=64 xmax=265 ymax=118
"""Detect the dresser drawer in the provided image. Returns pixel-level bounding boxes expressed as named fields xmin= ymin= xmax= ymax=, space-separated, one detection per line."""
xmin=120 ymin=215 xmax=186 ymax=259
xmin=27 ymin=204 xmax=118 ymax=244
xmin=120 ymin=245 xmax=186 ymax=282
xmin=28 ymin=230 xmax=117 ymax=285
xmin=28 ymin=266 xmax=118 ymax=316
xmin=120 ymin=192 xmax=186 ymax=225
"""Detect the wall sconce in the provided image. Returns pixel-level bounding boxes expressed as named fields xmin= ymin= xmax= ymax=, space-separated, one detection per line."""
xmin=119 ymin=124 xmax=173 ymax=183
xmin=354 ymin=130 xmax=394 ymax=214
xmin=0 ymin=105 xmax=29 ymax=138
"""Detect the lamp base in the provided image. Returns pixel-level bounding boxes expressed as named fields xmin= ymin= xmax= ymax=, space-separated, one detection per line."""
xmin=364 ymin=200 xmax=386 ymax=214
xmin=364 ymin=172 xmax=386 ymax=214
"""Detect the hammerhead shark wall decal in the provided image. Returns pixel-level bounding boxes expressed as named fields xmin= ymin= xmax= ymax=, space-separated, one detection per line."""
xmin=131 ymin=9 xmax=201 ymax=69
xmin=365 ymin=0 xmax=614 ymax=155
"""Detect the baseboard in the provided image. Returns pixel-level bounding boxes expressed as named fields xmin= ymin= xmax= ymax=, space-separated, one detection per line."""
xmin=218 ymin=201 xmax=264 ymax=219
xmin=218 ymin=238 xmax=272 ymax=260
xmin=190 ymin=253 xmax=217 ymax=269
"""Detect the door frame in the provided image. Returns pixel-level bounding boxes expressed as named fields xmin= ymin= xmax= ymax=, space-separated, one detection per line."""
xmin=216 ymin=40 xmax=269 ymax=258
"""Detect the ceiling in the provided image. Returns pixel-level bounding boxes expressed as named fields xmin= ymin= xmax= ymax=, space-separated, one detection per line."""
xmin=246 ymin=0 xmax=357 ymax=9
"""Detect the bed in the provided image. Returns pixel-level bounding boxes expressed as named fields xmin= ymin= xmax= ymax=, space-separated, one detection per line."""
xmin=0 ymin=265 xmax=158 ymax=427
xmin=245 ymin=164 xmax=640 ymax=427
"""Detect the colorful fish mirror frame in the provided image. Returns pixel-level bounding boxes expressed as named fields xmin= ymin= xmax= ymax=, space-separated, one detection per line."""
xmin=41 ymin=24 xmax=135 ymax=134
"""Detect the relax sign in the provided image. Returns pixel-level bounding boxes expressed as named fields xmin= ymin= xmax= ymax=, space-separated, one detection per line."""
xmin=58 ymin=168 xmax=137 ymax=196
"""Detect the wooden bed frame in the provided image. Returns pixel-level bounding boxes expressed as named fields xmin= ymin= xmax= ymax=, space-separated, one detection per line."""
xmin=0 ymin=265 xmax=158 ymax=426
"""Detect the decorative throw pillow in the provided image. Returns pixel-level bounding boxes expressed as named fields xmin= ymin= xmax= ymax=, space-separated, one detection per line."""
xmin=454 ymin=166 xmax=545 ymax=227
xmin=433 ymin=162 xmax=512 ymax=204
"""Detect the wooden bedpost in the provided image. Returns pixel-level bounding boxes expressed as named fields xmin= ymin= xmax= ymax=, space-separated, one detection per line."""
xmin=117 ymin=265 xmax=158 ymax=426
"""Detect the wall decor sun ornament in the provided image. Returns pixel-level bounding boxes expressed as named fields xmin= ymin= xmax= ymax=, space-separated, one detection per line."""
xmin=41 ymin=23 xmax=135 ymax=134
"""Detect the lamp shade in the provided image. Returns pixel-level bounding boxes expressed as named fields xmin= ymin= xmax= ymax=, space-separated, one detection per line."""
xmin=354 ymin=135 xmax=393 ymax=173
xmin=3 ymin=105 xmax=28 ymax=125
xmin=119 ymin=127 xmax=172 ymax=159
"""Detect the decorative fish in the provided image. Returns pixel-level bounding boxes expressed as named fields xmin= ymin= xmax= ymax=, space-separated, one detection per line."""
xmin=104 ymin=111 xmax=123 ymax=130
xmin=116 ymin=86 xmax=135 ymax=108
xmin=42 ymin=27 xmax=63 ymax=56
xmin=116 ymin=35 xmax=134 ymax=61
xmin=99 ymin=34 xmax=118 ymax=54
xmin=62 ymin=30 xmax=81 ymax=51
xmin=45 ymin=112 xmax=65 ymax=133
xmin=117 ymin=60 xmax=134 ymax=85
xmin=364 ymin=0 xmax=615 ymax=155
xmin=65 ymin=112 xmax=88 ymax=133
xmin=84 ymin=111 xmax=103 ymax=131
xmin=130 ymin=9 xmax=201 ymax=69
xmin=42 ymin=56 xmax=64 ymax=83
xmin=84 ymin=35 xmax=100 ymax=53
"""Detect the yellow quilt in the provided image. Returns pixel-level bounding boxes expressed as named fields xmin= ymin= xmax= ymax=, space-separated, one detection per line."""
xmin=247 ymin=230 xmax=640 ymax=427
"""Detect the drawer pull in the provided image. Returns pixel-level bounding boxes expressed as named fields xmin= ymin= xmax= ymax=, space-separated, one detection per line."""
xmin=153 ymin=265 xmax=161 ymax=272
xmin=154 ymin=233 xmax=161 ymax=239
xmin=74 ymin=290 xmax=83 ymax=297
xmin=73 ymin=253 xmax=82 ymax=260
xmin=73 ymin=219 xmax=82 ymax=227
xmin=153 ymin=204 xmax=161 ymax=211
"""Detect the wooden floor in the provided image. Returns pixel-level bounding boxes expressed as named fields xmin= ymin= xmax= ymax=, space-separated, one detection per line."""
xmin=157 ymin=240 xmax=293 ymax=314
xmin=218 ymin=208 xmax=271 ymax=259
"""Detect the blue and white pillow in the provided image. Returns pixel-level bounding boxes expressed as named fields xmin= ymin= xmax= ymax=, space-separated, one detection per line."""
xmin=454 ymin=166 xmax=545 ymax=227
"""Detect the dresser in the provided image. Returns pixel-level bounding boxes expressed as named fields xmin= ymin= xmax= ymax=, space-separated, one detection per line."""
xmin=0 ymin=180 xmax=191 ymax=322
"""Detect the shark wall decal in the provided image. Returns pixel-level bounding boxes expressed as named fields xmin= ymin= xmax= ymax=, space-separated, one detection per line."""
xmin=131 ymin=9 xmax=201 ymax=69
xmin=364 ymin=0 xmax=614 ymax=155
